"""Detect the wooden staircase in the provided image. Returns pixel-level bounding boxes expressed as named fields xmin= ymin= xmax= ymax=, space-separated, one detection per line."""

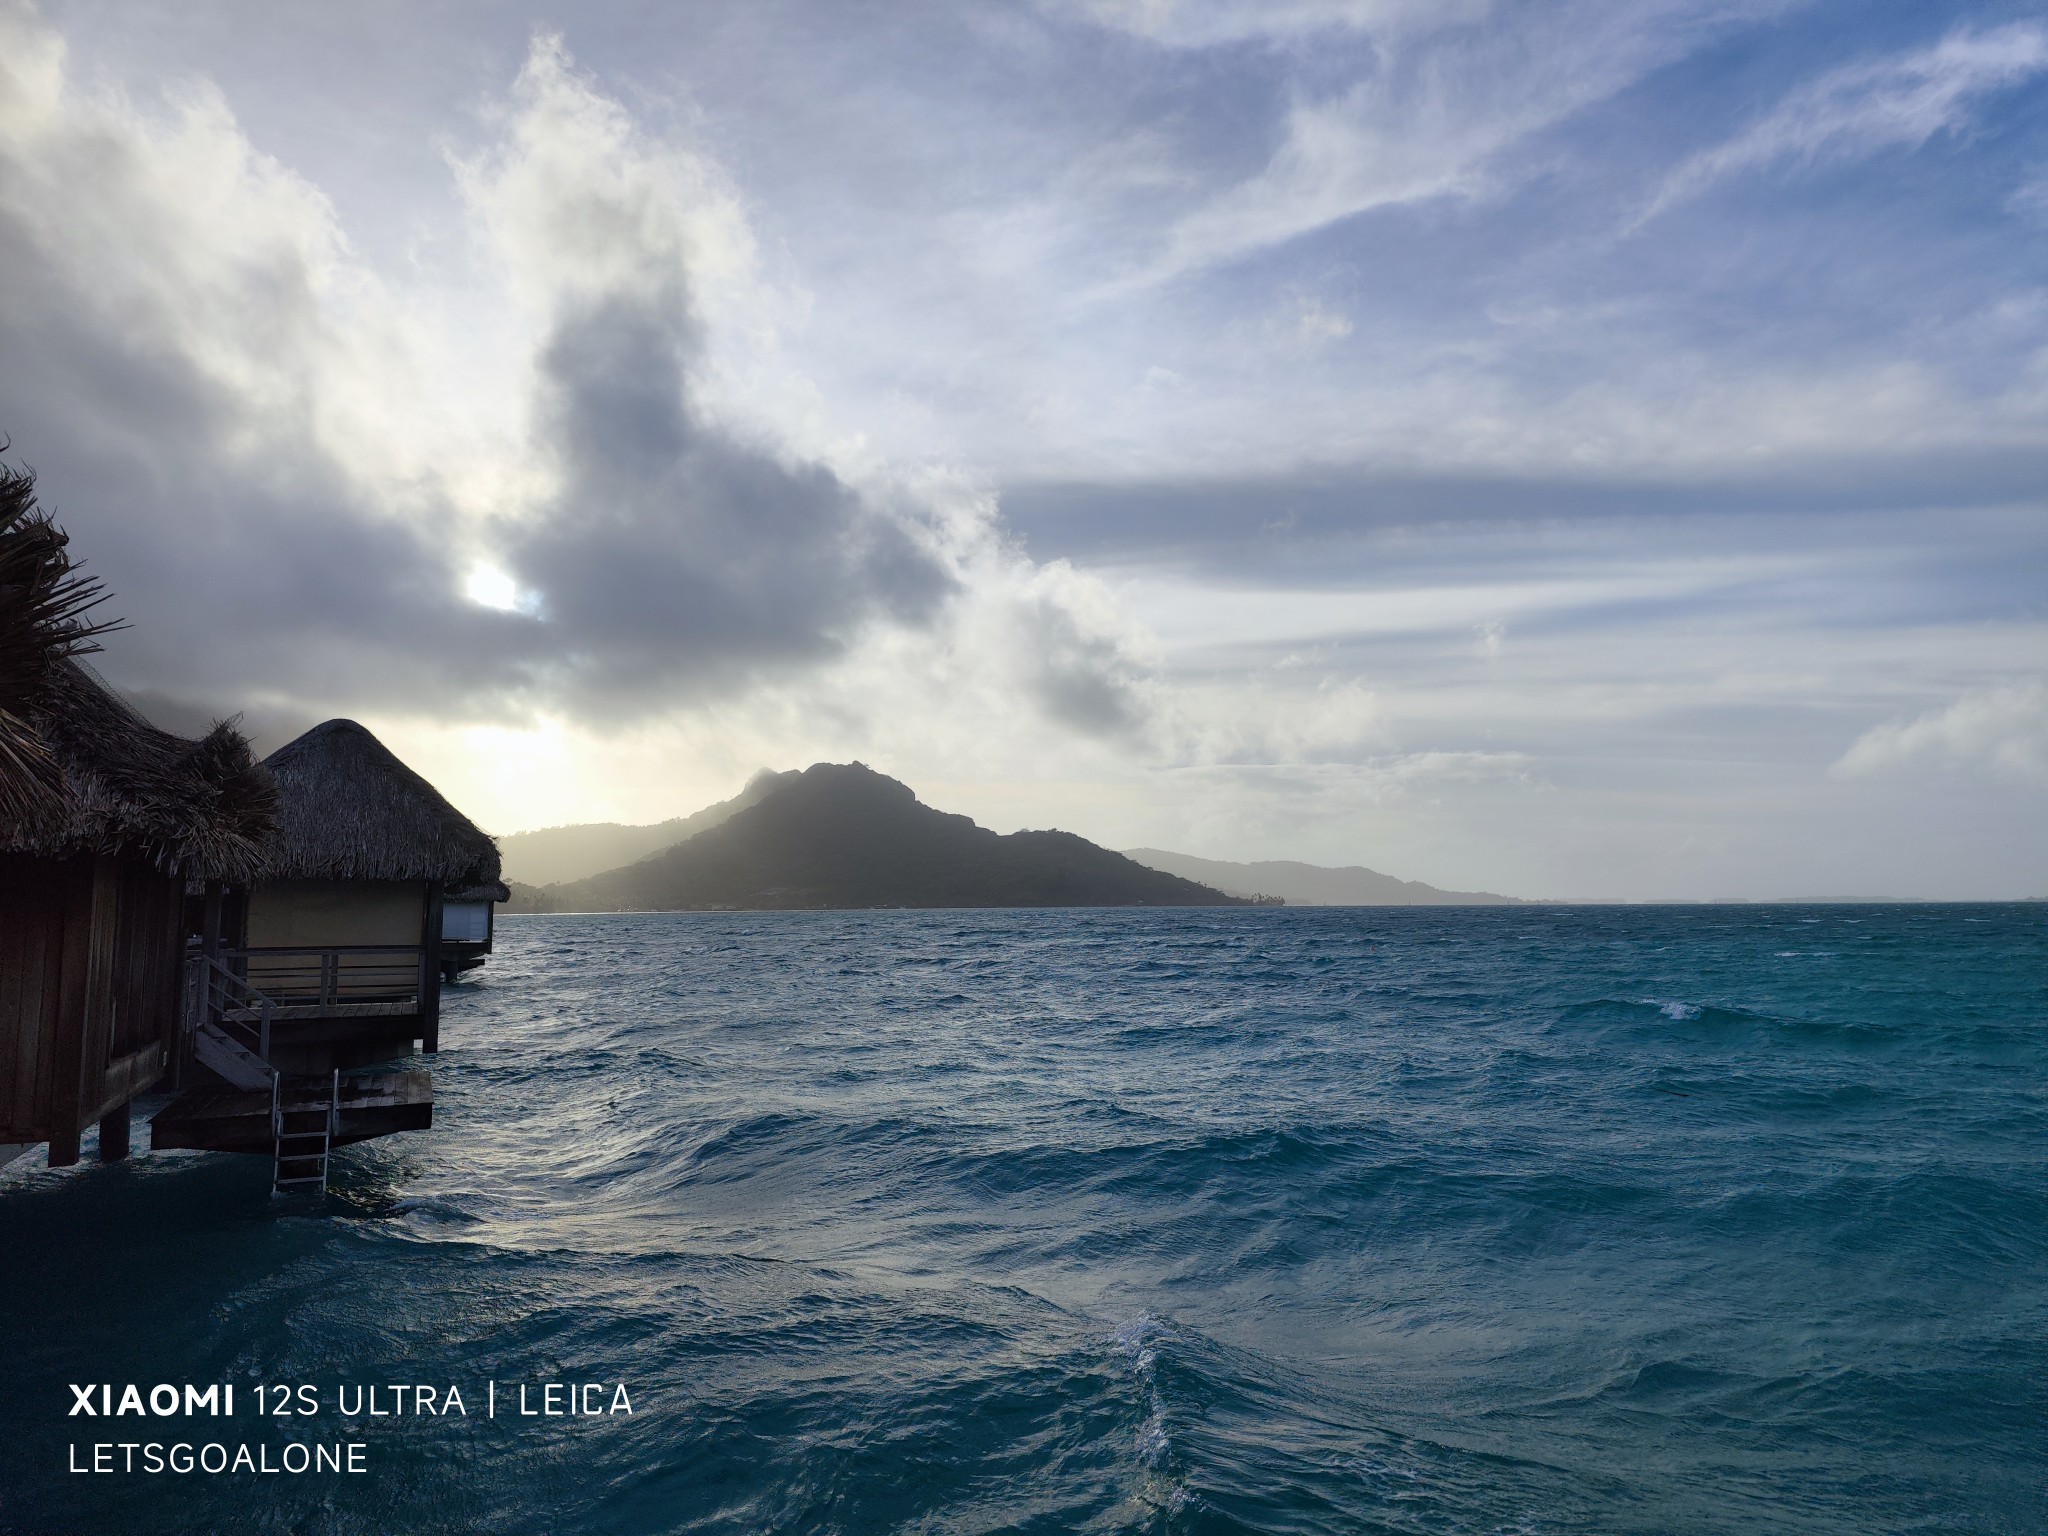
xmin=192 ymin=1020 xmax=275 ymax=1091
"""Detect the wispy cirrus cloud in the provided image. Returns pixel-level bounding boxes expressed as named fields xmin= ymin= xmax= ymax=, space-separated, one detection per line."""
xmin=2006 ymin=164 xmax=2048 ymax=221
xmin=1640 ymin=21 xmax=2048 ymax=224
xmin=1132 ymin=1 xmax=1780 ymax=283
xmin=1041 ymin=0 xmax=1489 ymax=48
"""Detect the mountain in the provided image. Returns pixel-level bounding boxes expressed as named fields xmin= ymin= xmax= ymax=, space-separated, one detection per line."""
xmin=496 ymin=769 xmax=796 ymax=886
xmin=1121 ymin=849 xmax=1521 ymax=906
xmin=525 ymin=763 xmax=1244 ymax=911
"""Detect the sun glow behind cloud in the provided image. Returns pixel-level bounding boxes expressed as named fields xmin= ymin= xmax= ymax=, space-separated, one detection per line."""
xmin=463 ymin=565 xmax=526 ymax=612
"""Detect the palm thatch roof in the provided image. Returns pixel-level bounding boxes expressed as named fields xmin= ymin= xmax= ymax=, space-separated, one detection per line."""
xmin=0 ymin=464 xmax=277 ymax=881
xmin=262 ymin=719 xmax=502 ymax=889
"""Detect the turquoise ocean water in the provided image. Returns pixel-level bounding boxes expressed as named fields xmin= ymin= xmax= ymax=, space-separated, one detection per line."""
xmin=3 ymin=904 xmax=2043 ymax=1533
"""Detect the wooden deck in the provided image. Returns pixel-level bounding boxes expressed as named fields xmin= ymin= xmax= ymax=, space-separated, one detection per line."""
xmin=222 ymin=999 xmax=418 ymax=1022
xmin=150 ymin=1070 xmax=432 ymax=1155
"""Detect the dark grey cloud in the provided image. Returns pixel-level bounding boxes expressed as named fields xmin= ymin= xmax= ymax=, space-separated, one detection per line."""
xmin=1004 ymin=448 xmax=2048 ymax=554
xmin=1000 ymin=460 xmax=2048 ymax=620
xmin=510 ymin=286 xmax=956 ymax=716
xmin=1011 ymin=588 xmax=1150 ymax=739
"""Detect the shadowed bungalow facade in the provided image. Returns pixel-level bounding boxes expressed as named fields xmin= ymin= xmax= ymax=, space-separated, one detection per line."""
xmin=0 ymin=468 xmax=276 ymax=1169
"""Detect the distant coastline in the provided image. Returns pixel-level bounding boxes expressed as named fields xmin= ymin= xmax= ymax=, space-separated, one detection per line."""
xmin=496 ymin=770 xmax=2025 ymax=913
xmin=1120 ymin=849 xmax=1521 ymax=906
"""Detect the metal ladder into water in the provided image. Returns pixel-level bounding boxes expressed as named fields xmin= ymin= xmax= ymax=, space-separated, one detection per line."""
xmin=271 ymin=1070 xmax=340 ymax=1197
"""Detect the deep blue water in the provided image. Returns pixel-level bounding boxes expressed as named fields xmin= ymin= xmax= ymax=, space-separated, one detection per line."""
xmin=3 ymin=905 xmax=2044 ymax=1534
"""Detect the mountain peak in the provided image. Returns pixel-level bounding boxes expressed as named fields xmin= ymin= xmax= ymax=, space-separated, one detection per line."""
xmin=528 ymin=763 xmax=1241 ymax=911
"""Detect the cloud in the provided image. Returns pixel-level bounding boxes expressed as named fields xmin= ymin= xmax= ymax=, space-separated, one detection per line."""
xmin=1642 ymin=21 xmax=2048 ymax=223
xmin=1137 ymin=1 xmax=1775 ymax=281
xmin=1269 ymin=290 xmax=1354 ymax=349
xmin=1007 ymin=560 xmax=1157 ymax=739
xmin=1043 ymin=0 xmax=1489 ymax=49
xmin=0 ymin=1 xmax=534 ymax=721
xmin=2006 ymin=165 xmax=2048 ymax=222
xmin=0 ymin=15 xmax=1049 ymax=737
xmin=0 ymin=6 xmax=1189 ymax=767
xmin=460 ymin=39 xmax=958 ymax=716
xmin=1168 ymin=673 xmax=1382 ymax=766
xmin=1831 ymin=682 xmax=2048 ymax=784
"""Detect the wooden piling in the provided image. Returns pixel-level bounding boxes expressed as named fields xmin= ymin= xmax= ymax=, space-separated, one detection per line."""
xmin=97 ymin=1099 xmax=131 ymax=1161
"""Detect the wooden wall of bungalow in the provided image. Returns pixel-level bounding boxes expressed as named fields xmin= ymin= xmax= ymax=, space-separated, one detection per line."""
xmin=0 ymin=852 xmax=186 ymax=1165
xmin=232 ymin=876 xmax=448 ymax=1070
xmin=0 ymin=466 xmax=277 ymax=1167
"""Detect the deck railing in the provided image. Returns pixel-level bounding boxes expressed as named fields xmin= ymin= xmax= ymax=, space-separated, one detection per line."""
xmin=228 ymin=945 xmax=424 ymax=1010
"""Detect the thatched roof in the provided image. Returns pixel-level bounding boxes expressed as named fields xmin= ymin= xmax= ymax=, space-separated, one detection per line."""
xmin=1 ymin=459 xmax=116 ymax=825
xmin=262 ymin=719 xmax=502 ymax=888
xmin=0 ymin=466 xmax=277 ymax=881
xmin=9 ymin=662 xmax=280 ymax=881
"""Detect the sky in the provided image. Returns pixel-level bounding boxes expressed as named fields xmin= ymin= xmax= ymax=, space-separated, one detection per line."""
xmin=1 ymin=0 xmax=2043 ymax=898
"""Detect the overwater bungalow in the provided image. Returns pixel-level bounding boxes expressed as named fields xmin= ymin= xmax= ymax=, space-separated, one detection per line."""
xmin=441 ymin=876 xmax=510 ymax=983
xmin=154 ymin=719 xmax=505 ymax=1186
xmin=0 ymin=469 xmax=276 ymax=1170
xmin=243 ymin=717 xmax=505 ymax=1065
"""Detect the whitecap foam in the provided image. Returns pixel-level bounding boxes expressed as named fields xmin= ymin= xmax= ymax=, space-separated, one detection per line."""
xmin=1110 ymin=1310 xmax=1170 ymax=1373
xmin=1135 ymin=1405 xmax=1171 ymax=1467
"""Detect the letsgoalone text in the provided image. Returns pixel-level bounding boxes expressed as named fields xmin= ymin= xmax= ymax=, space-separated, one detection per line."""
xmin=72 ymin=1441 xmax=368 ymax=1475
